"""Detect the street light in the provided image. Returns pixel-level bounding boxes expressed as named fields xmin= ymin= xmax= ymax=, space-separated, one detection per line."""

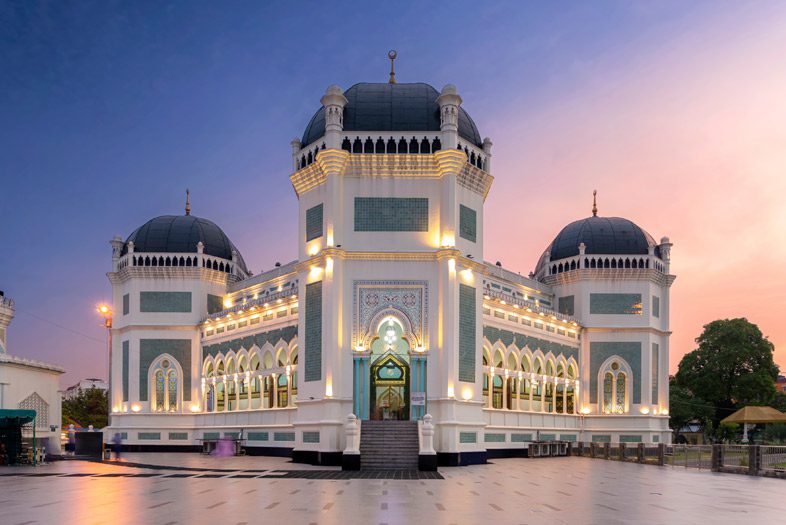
xmin=97 ymin=304 xmax=113 ymax=426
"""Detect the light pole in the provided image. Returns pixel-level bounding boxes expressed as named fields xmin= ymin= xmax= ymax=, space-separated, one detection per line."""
xmin=97 ymin=304 xmax=113 ymax=427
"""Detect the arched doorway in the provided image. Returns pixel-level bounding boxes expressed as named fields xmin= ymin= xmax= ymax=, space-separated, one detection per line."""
xmin=371 ymin=353 xmax=409 ymax=420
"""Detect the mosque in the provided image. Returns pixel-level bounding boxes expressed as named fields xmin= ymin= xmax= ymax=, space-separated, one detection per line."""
xmin=105 ymin=57 xmax=674 ymax=466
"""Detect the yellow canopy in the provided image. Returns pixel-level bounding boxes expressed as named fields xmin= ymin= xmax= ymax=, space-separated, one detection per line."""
xmin=721 ymin=406 xmax=786 ymax=424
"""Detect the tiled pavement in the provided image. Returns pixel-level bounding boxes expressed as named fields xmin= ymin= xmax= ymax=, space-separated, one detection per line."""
xmin=1 ymin=453 xmax=784 ymax=524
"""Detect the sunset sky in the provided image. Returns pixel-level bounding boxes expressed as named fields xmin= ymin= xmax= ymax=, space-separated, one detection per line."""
xmin=2 ymin=1 xmax=785 ymax=386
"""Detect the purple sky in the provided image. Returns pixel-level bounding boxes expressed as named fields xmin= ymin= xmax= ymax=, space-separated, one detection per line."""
xmin=2 ymin=1 xmax=784 ymax=387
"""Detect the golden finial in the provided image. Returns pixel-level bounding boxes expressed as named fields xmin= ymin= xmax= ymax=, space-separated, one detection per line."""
xmin=592 ymin=189 xmax=598 ymax=217
xmin=185 ymin=188 xmax=191 ymax=216
xmin=388 ymin=50 xmax=397 ymax=84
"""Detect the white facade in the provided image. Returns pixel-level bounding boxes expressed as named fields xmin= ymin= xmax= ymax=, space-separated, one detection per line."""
xmin=63 ymin=378 xmax=108 ymax=400
xmin=105 ymin=79 xmax=673 ymax=465
xmin=0 ymin=293 xmax=64 ymax=454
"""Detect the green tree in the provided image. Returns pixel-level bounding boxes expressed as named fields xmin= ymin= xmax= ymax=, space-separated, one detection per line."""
xmin=675 ymin=318 xmax=779 ymax=430
xmin=62 ymin=387 xmax=108 ymax=429
xmin=668 ymin=377 xmax=713 ymax=441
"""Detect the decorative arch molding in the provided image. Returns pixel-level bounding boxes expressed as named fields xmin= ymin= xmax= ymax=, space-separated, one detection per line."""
xmin=147 ymin=353 xmax=184 ymax=413
xmin=597 ymin=355 xmax=633 ymax=414
xmin=353 ymin=280 xmax=428 ymax=349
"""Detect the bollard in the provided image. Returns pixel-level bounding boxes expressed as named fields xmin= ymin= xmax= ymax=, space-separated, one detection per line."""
xmin=604 ymin=442 xmax=610 ymax=459
xmin=748 ymin=445 xmax=760 ymax=476
xmin=711 ymin=444 xmax=722 ymax=471
xmin=637 ymin=442 xmax=645 ymax=463
xmin=619 ymin=442 xmax=626 ymax=461
xmin=657 ymin=443 xmax=666 ymax=466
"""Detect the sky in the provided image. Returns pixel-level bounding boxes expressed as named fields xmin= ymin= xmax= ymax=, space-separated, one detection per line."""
xmin=1 ymin=1 xmax=785 ymax=387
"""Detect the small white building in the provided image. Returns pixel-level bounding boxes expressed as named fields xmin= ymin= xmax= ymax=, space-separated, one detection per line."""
xmin=0 ymin=292 xmax=64 ymax=454
xmin=63 ymin=378 xmax=108 ymax=400
xmin=105 ymin=71 xmax=674 ymax=465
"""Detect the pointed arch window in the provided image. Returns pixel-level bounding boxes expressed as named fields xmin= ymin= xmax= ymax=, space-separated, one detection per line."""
xmin=600 ymin=359 xmax=630 ymax=414
xmin=151 ymin=358 xmax=179 ymax=412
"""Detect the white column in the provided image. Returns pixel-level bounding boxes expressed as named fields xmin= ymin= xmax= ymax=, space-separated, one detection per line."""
xmin=272 ymin=373 xmax=278 ymax=408
xmin=529 ymin=377 xmax=534 ymax=411
xmin=552 ymin=378 xmax=558 ymax=414
xmin=286 ymin=373 xmax=292 ymax=407
xmin=487 ymin=370 xmax=494 ymax=409
xmin=540 ymin=376 xmax=546 ymax=413
xmin=502 ymin=375 xmax=508 ymax=410
xmin=515 ymin=375 xmax=522 ymax=411
xmin=562 ymin=381 xmax=568 ymax=414
xmin=246 ymin=375 xmax=252 ymax=410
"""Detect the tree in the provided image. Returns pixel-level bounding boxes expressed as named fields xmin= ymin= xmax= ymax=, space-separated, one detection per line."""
xmin=62 ymin=387 xmax=108 ymax=429
xmin=668 ymin=377 xmax=713 ymax=441
xmin=674 ymin=318 xmax=779 ymax=431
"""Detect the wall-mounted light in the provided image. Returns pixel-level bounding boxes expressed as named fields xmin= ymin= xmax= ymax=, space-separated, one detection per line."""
xmin=190 ymin=404 xmax=201 ymax=413
xmin=580 ymin=407 xmax=591 ymax=415
xmin=461 ymin=387 xmax=473 ymax=401
xmin=131 ymin=404 xmax=142 ymax=413
xmin=640 ymin=407 xmax=650 ymax=415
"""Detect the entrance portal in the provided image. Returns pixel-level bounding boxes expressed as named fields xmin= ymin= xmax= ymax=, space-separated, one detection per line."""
xmin=371 ymin=353 xmax=409 ymax=420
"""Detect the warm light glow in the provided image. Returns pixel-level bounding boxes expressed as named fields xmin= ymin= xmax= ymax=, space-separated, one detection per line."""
xmin=447 ymin=385 xmax=455 ymax=398
xmin=354 ymin=344 xmax=366 ymax=353
xmin=461 ymin=387 xmax=473 ymax=401
xmin=97 ymin=304 xmax=111 ymax=315
xmin=309 ymin=265 xmax=323 ymax=279
xmin=441 ymin=233 xmax=455 ymax=248
xmin=308 ymin=243 xmax=320 ymax=256
xmin=640 ymin=407 xmax=650 ymax=415
xmin=111 ymin=407 xmax=119 ymax=413
xmin=326 ymin=256 xmax=334 ymax=274
xmin=661 ymin=409 xmax=669 ymax=415
xmin=580 ymin=407 xmax=591 ymax=415
xmin=414 ymin=345 xmax=426 ymax=353
xmin=325 ymin=383 xmax=333 ymax=398
xmin=223 ymin=298 xmax=232 ymax=308
xmin=190 ymin=404 xmax=201 ymax=413
xmin=131 ymin=404 xmax=142 ymax=413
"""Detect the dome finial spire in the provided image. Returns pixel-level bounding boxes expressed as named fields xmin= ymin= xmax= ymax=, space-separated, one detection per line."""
xmin=185 ymin=188 xmax=191 ymax=216
xmin=592 ymin=189 xmax=598 ymax=217
xmin=388 ymin=50 xmax=397 ymax=84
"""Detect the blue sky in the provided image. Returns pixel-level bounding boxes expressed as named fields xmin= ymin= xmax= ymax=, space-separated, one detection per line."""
xmin=3 ymin=1 xmax=783 ymax=385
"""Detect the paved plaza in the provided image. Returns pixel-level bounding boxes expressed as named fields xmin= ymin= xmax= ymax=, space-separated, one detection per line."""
xmin=1 ymin=454 xmax=784 ymax=524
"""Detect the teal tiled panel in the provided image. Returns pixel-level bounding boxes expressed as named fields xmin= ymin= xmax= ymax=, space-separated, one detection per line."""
xmin=620 ymin=435 xmax=642 ymax=443
xmin=558 ymin=296 xmax=574 ymax=316
xmin=304 ymin=281 xmax=322 ymax=382
xmin=140 ymin=291 xmax=192 ymax=313
xmin=560 ymin=434 xmax=577 ymax=442
xmin=207 ymin=294 xmax=223 ymax=314
xmin=224 ymin=432 xmax=240 ymax=439
xmin=589 ymin=341 xmax=641 ymax=404
xmin=458 ymin=284 xmax=476 ymax=383
xmin=354 ymin=197 xmax=428 ymax=232
xmin=138 ymin=432 xmax=161 ymax=440
xmin=122 ymin=341 xmax=129 ymax=402
xmin=302 ymin=431 xmax=320 ymax=443
xmin=139 ymin=339 xmax=192 ymax=401
xmin=652 ymin=343 xmax=659 ymax=404
xmin=511 ymin=433 xmax=533 ymax=442
xmin=484 ymin=433 xmax=505 ymax=443
xmin=203 ymin=432 xmax=220 ymax=440
xmin=591 ymin=435 xmax=611 ymax=443
xmin=482 ymin=326 xmax=578 ymax=362
xmin=652 ymin=296 xmax=660 ymax=318
xmin=459 ymin=204 xmax=477 ymax=242
xmin=306 ymin=204 xmax=324 ymax=241
xmin=459 ymin=432 xmax=477 ymax=444
xmin=122 ymin=293 xmax=129 ymax=315
xmin=247 ymin=432 xmax=269 ymax=441
xmin=168 ymin=432 xmax=188 ymax=440
xmin=589 ymin=293 xmax=642 ymax=315
xmin=119 ymin=432 xmax=128 ymax=440
xmin=274 ymin=432 xmax=295 ymax=442
xmin=653 ymin=435 xmax=660 ymax=443
xmin=540 ymin=434 xmax=556 ymax=441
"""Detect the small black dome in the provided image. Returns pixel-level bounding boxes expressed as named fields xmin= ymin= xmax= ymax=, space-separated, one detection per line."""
xmin=122 ymin=215 xmax=248 ymax=273
xmin=301 ymin=82 xmax=483 ymax=147
xmin=541 ymin=216 xmax=661 ymax=264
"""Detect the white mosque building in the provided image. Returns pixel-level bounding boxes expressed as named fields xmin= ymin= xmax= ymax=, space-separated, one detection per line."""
xmin=105 ymin=65 xmax=674 ymax=466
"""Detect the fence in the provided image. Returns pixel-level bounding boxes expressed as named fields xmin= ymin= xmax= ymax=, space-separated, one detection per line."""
xmin=572 ymin=442 xmax=786 ymax=479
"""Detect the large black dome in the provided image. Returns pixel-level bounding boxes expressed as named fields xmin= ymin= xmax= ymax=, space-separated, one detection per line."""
xmin=543 ymin=216 xmax=661 ymax=262
xmin=121 ymin=215 xmax=248 ymax=273
xmin=301 ymin=83 xmax=483 ymax=147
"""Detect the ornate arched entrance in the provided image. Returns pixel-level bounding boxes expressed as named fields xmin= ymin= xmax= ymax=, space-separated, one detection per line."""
xmin=371 ymin=352 xmax=409 ymax=420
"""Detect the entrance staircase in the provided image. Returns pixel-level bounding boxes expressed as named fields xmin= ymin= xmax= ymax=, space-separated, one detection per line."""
xmin=360 ymin=420 xmax=419 ymax=470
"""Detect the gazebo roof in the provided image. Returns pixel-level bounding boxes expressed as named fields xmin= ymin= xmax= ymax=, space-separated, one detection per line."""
xmin=0 ymin=409 xmax=36 ymax=426
xmin=721 ymin=406 xmax=786 ymax=424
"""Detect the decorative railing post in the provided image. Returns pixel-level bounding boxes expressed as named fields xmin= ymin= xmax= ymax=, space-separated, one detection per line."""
xmin=418 ymin=414 xmax=437 ymax=471
xmin=749 ymin=445 xmax=760 ymax=476
xmin=637 ymin=442 xmax=645 ymax=463
xmin=711 ymin=444 xmax=723 ymax=471
xmin=657 ymin=443 xmax=666 ymax=466
xmin=342 ymin=414 xmax=360 ymax=471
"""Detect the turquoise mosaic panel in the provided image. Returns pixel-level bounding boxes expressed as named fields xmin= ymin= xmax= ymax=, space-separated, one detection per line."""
xmin=458 ymin=284 xmax=476 ymax=383
xmin=482 ymin=326 xmax=579 ymax=362
xmin=653 ymin=435 xmax=660 ymax=443
xmin=247 ymin=432 xmax=269 ymax=441
xmin=652 ymin=343 xmax=659 ymax=405
xmin=207 ymin=294 xmax=223 ymax=314
xmin=224 ymin=432 xmax=240 ymax=439
xmin=558 ymin=296 xmax=574 ymax=316
xmin=140 ymin=291 xmax=192 ymax=313
xmin=354 ymin=197 xmax=428 ymax=232
xmin=302 ymin=431 xmax=320 ymax=443
xmin=119 ymin=432 xmax=128 ymax=440
xmin=122 ymin=293 xmax=129 ymax=315
xmin=620 ymin=435 xmax=642 ymax=443
xmin=589 ymin=293 xmax=642 ymax=315
xmin=652 ymin=296 xmax=660 ymax=318
xmin=304 ymin=281 xmax=322 ymax=382
xmin=560 ymin=434 xmax=577 ymax=442
xmin=122 ymin=341 xmax=129 ymax=402
xmin=591 ymin=435 xmax=611 ymax=443
xmin=306 ymin=204 xmax=324 ymax=241
xmin=485 ymin=433 xmax=505 ymax=443
xmin=589 ymin=341 xmax=642 ymax=404
xmin=201 ymin=325 xmax=298 ymax=360
xmin=459 ymin=204 xmax=477 ymax=242
xmin=540 ymin=434 xmax=556 ymax=441
xmin=138 ymin=432 xmax=161 ymax=440
xmin=459 ymin=432 xmax=477 ymax=444
xmin=139 ymin=339 xmax=191 ymax=402
xmin=168 ymin=432 xmax=188 ymax=440
xmin=203 ymin=432 xmax=220 ymax=440
xmin=274 ymin=432 xmax=296 ymax=442
xmin=511 ymin=433 xmax=533 ymax=442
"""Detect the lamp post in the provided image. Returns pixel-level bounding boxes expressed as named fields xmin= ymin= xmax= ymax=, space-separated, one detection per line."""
xmin=97 ymin=304 xmax=113 ymax=427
